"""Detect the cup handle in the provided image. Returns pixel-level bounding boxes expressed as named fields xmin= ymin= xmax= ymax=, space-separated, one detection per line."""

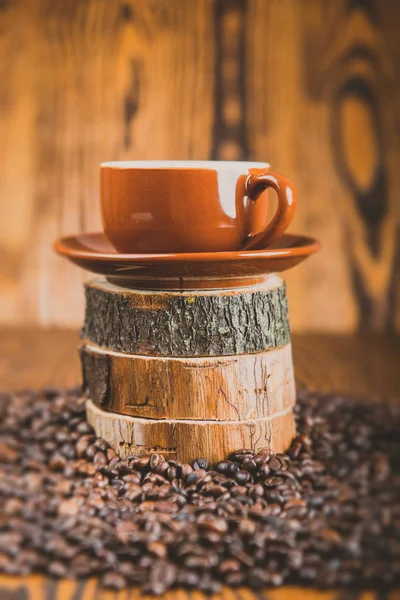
xmin=239 ymin=170 xmax=297 ymax=250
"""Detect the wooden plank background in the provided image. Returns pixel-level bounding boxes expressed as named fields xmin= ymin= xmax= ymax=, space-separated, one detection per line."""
xmin=0 ymin=0 xmax=399 ymax=332
xmin=2 ymin=574 xmax=400 ymax=600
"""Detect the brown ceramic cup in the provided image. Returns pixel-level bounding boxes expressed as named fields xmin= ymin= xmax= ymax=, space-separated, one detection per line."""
xmin=100 ymin=161 xmax=296 ymax=254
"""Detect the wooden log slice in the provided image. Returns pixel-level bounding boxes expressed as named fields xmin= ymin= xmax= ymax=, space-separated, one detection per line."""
xmin=80 ymin=342 xmax=295 ymax=421
xmin=86 ymin=399 xmax=296 ymax=463
xmin=81 ymin=275 xmax=290 ymax=357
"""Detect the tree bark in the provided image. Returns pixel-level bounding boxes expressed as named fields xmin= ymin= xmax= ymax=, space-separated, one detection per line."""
xmin=81 ymin=276 xmax=290 ymax=357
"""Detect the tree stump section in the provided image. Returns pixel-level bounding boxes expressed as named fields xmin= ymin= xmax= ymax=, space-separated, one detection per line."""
xmin=86 ymin=400 xmax=296 ymax=464
xmin=82 ymin=276 xmax=296 ymax=462
xmin=80 ymin=343 xmax=295 ymax=421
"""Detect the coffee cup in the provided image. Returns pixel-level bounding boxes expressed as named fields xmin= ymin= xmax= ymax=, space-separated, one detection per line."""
xmin=100 ymin=161 xmax=296 ymax=254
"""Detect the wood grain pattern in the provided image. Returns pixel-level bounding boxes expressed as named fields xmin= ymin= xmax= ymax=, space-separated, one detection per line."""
xmin=86 ymin=398 xmax=296 ymax=463
xmin=0 ymin=0 xmax=214 ymax=328
xmin=80 ymin=342 xmax=295 ymax=421
xmin=245 ymin=0 xmax=400 ymax=332
xmin=1 ymin=1 xmax=400 ymax=331
xmin=212 ymin=0 xmax=248 ymax=161
xmin=302 ymin=0 xmax=400 ymax=331
xmin=2 ymin=575 xmax=398 ymax=600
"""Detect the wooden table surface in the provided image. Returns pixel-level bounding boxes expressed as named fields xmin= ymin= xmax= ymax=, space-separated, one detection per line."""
xmin=0 ymin=327 xmax=399 ymax=600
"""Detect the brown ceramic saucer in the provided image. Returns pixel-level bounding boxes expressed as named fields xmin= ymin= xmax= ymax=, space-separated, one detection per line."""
xmin=54 ymin=232 xmax=321 ymax=290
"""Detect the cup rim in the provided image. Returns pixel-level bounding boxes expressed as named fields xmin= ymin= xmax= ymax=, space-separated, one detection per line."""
xmin=100 ymin=160 xmax=270 ymax=170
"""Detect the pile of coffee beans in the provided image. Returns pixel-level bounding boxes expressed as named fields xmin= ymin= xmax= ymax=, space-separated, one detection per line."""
xmin=0 ymin=386 xmax=399 ymax=594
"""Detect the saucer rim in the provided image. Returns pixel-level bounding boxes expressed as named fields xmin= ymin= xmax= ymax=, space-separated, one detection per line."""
xmin=54 ymin=232 xmax=321 ymax=263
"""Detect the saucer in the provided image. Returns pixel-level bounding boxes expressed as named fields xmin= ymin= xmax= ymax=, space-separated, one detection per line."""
xmin=54 ymin=232 xmax=321 ymax=290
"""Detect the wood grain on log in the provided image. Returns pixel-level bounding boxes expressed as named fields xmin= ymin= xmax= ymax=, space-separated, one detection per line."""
xmin=80 ymin=342 xmax=295 ymax=421
xmin=86 ymin=399 xmax=295 ymax=464
xmin=81 ymin=276 xmax=290 ymax=357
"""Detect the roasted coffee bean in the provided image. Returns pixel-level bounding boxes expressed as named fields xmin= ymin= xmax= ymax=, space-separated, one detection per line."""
xmin=94 ymin=439 xmax=108 ymax=453
xmin=155 ymin=461 xmax=169 ymax=477
xmin=264 ymin=476 xmax=284 ymax=488
xmin=319 ymin=527 xmax=343 ymax=545
xmin=75 ymin=421 xmax=93 ymax=434
xmin=235 ymin=470 xmax=252 ymax=484
xmin=257 ymin=463 xmax=271 ymax=478
xmin=106 ymin=448 xmax=117 ymax=461
xmin=181 ymin=463 xmax=193 ymax=478
xmin=192 ymin=457 xmax=208 ymax=471
xmin=185 ymin=469 xmax=206 ymax=485
xmin=101 ymin=571 xmax=127 ymax=590
xmin=167 ymin=466 xmax=177 ymax=481
xmin=75 ymin=434 xmax=93 ymax=458
xmin=225 ymin=571 xmax=245 ymax=585
xmin=254 ymin=449 xmax=272 ymax=465
xmin=147 ymin=562 xmax=177 ymax=595
xmin=249 ymin=483 xmax=264 ymax=498
xmin=199 ymin=516 xmax=228 ymax=534
xmin=176 ymin=569 xmax=199 ymax=587
xmin=184 ymin=555 xmax=211 ymax=569
xmin=123 ymin=483 xmax=142 ymax=501
xmin=48 ymin=453 xmax=67 ymax=471
xmin=58 ymin=498 xmax=81 ymax=517
xmin=48 ymin=560 xmax=68 ymax=577
xmin=100 ymin=466 xmax=118 ymax=479
xmin=115 ymin=460 xmax=130 ymax=474
xmin=122 ymin=473 xmax=141 ymax=484
xmin=203 ymin=484 xmax=226 ymax=497
xmin=4 ymin=498 xmax=23 ymax=516
xmin=147 ymin=540 xmax=167 ymax=559
xmin=238 ymin=518 xmax=256 ymax=536
xmin=134 ymin=457 xmax=150 ymax=470
xmin=242 ymin=457 xmax=257 ymax=473
xmin=1 ymin=386 xmax=399 ymax=592
xmin=216 ymin=460 xmax=239 ymax=476
xmin=54 ymin=431 xmax=70 ymax=444
xmin=269 ymin=456 xmax=282 ymax=471
xmin=216 ymin=461 xmax=230 ymax=475
xmin=85 ymin=444 xmax=96 ymax=460
xmin=93 ymin=452 xmax=107 ymax=469
xmin=149 ymin=453 xmax=163 ymax=470
xmin=59 ymin=443 xmax=76 ymax=460
xmin=0 ymin=532 xmax=23 ymax=553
